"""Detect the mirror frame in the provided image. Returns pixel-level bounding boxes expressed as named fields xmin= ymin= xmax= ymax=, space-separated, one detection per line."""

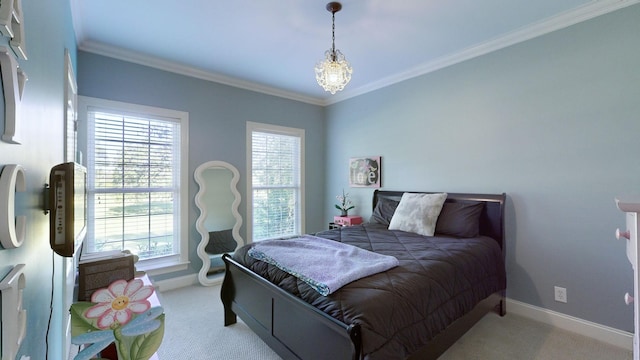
xmin=194 ymin=160 xmax=243 ymax=286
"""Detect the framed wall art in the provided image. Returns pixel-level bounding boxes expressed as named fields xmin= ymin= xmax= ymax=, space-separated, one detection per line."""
xmin=349 ymin=156 xmax=381 ymax=188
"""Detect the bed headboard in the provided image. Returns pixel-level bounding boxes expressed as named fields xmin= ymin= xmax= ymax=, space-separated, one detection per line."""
xmin=372 ymin=190 xmax=506 ymax=253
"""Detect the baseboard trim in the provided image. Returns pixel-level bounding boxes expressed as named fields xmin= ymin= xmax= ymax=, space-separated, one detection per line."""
xmin=154 ymin=273 xmax=199 ymax=292
xmin=507 ymin=298 xmax=632 ymax=350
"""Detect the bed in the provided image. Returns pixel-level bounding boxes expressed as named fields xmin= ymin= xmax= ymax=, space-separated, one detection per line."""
xmin=221 ymin=190 xmax=506 ymax=359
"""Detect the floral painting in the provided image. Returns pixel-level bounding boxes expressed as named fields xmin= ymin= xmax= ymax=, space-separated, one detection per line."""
xmin=349 ymin=157 xmax=381 ymax=188
xmin=70 ymin=278 xmax=164 ymax=360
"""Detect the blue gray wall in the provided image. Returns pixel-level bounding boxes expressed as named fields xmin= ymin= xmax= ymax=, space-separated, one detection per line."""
xmin=0 ymin=0 xmax=77 ymax=358
xmin=76 ymin=52 xmax=326 ymax=280
xmin=325 ymin=6 xmax=640 ymax=331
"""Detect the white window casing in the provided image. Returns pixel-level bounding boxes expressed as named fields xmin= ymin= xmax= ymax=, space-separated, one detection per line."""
xmin=78 ymin=96 xmax=189 ymax=275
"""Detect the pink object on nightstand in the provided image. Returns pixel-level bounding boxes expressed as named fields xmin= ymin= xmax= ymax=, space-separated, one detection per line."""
xmin=333 ymin=215 xmax=363 ymax=226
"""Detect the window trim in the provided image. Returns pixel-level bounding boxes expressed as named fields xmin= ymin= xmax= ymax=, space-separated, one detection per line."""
xmin=246 ymin=121 xmax=305 ymax=242
xmin=77 ymin=96 xmax=190 ymax=275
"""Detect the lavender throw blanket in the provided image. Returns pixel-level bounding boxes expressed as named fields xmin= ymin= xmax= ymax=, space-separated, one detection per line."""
xmin=248 ymin=235 xmax=399 ymax=296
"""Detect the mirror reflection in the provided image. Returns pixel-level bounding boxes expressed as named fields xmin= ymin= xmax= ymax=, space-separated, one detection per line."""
xmin=194 ymin=161 xmax=243 ymax=286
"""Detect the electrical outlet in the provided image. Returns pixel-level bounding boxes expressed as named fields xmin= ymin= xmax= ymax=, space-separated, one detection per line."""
xmin=554 ymin=286 xmax=567 ymax=303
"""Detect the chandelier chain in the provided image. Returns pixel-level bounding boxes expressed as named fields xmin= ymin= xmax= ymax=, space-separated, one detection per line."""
xmin=331 ymin=11 xmax=336 ymax=59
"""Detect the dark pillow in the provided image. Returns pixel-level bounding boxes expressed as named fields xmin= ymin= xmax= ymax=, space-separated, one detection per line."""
xmin=435 ymin=201 xmax=484 ymax=238
xmin=205 ymin=229 xmax=237 ymax=254
xmin=370 ymin=197 xmax=400 ymax=225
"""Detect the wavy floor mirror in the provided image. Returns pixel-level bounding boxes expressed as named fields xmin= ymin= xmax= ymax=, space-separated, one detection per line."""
xmin=194 ymin=160 xmax=243 ymax=286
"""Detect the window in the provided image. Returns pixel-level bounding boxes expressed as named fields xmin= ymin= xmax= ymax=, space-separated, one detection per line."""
xmin=247 ymin=122 xmax=305 ymax=241
xmin=78 ymin=97 xmax=189 ymax=274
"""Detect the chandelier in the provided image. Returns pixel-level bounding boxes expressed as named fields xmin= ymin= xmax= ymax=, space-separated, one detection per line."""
xmin=315 ymin=2 xmax=352 ymax=94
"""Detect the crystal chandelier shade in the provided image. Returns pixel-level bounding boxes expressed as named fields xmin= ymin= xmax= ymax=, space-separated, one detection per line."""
xmin=315 ymin=49 xmax=352 ymax=95
xmin=315 ymin=2 xmax=352 ymax=94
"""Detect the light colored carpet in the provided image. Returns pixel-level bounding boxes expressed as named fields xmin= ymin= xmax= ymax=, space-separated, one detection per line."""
xmin=157 ymin=284 xmax=632 ymax=359
xmin=438 ymin=311 xmax=631 ymax=360
xmin=156 ymin=284 xmax=280 ymax=360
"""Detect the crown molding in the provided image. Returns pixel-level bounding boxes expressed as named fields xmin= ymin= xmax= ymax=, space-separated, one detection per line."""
xmin=77 ymin=41 xmax=326 ymax=106
xmin=75 ymin=0 xmax=639 ymax=107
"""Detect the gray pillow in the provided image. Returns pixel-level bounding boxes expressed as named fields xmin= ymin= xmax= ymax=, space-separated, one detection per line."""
xmin=370 ymin=197 xmax=400 ymax=225
xmin=389 ymin=193 xmax=447 ymax=236
xmin=205 ymin=229 xmax=237 ymax=254
xmin=435 ymin=201 xmax=484 ymax=238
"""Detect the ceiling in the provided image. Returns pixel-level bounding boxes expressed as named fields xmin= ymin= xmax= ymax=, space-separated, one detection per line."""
xmin=70 ymin=0 xmax=637 ymax=105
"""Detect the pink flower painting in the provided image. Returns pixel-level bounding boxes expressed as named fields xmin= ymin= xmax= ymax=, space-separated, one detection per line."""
xmin=84 ymin=278 xmax=153 ymax=329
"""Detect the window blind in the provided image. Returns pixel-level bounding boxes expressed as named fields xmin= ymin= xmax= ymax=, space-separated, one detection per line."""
xmin=86 ymin=110 xmax=181 ymax=260
xmin=251 ymin=130 xmax=301 ymax=241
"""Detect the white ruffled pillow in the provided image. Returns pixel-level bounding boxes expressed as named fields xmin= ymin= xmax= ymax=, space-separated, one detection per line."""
xmin=388 ymin=192 xmax=448 ymax=236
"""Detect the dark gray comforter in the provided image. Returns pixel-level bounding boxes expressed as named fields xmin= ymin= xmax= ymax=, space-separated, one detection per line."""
xmin=233 ymin=223 xmax=506 ymax=359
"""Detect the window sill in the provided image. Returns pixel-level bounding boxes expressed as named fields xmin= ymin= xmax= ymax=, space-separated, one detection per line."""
xmin=136 ymin=257 xmax=190 ymax=276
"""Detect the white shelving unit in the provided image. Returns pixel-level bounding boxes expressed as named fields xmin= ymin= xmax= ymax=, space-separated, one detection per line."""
xmin=616 ymin=196 xmax=640 ymax=360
